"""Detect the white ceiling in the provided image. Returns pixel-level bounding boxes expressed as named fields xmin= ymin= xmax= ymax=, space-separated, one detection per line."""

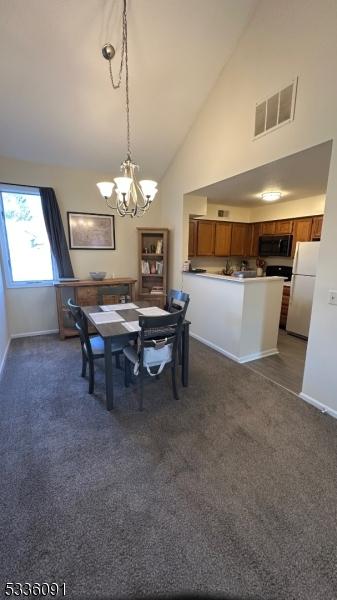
xmin=192 ymin=141 xmax=333 ymax=206
xmin=0 ymin=0 xmax=257 ymax=180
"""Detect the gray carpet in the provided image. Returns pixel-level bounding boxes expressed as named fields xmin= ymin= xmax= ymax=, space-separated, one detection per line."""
xmin=1 ymin=334 xmax=337 ymax=600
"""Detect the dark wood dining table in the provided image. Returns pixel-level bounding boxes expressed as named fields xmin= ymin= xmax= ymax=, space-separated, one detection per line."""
xmin=81 ymin=301 xmax=190 ymax=410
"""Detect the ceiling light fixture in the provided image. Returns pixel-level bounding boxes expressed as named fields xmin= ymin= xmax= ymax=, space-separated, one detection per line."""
xmin=261 ymin=191 xmax=282 ymax=202
xmin=97 ymin=0 xmax=157 ymax=217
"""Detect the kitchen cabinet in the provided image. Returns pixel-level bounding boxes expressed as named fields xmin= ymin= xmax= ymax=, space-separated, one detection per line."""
xmin=250 ymin=223 xmax=261 ymax=256
xmin=188 ymin=220 xmax=197 ymax=256
xmin=311 ymin=216 xmax=323 ymax=240
xmin=214 ymin=222 xmax=232 ymax=256
xmin=280 ymin=285 xmax=290 ymax=329
xmin=260 ymin=221 xmax=276 ymax=235
xmin=275 ymin=220 xmax=293 ymax=234
xmin=231 ymin=222 xmax=249 ymax=256
xmin=196 ymin=221 xmax=215 ymax=255
xmin=291 ymin=218 xmax=313 ymax=257
xmin=187 ymin=214 xmax=324 ymax=258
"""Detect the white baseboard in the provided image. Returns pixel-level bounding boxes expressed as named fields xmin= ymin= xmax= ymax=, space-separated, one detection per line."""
xmin=190 ymin=332 xmax=279 ymax=364
xmin=11 ymin=329 xmax=59 ymax=339
xmin=0 ymin=337 xmax=11 ymax=379
xmin=239 ymin=348 xmax=279 ymax=363
xmin=299 ymin=392 xmax=337 ymax=420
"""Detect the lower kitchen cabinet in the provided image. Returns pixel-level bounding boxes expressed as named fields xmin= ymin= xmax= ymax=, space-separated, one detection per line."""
xmin=280 ymin=285 xmax=290 ymax=328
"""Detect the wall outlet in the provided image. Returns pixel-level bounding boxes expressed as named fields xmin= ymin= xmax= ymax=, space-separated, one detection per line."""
xmin=328 ymin=290 xmax=337 ymax=305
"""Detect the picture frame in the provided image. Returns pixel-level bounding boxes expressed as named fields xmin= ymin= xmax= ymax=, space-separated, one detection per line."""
xmin=67 ymin=212 xmax=116 ymax=250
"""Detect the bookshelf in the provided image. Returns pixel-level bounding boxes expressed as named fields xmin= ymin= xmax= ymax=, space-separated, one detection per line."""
xmin=137 ymin=228 xmax=169 ymax=308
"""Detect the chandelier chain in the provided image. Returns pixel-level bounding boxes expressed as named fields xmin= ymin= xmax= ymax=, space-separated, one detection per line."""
xmin=107 ymin=0 xmax=131 ymax=159
xmin=97 ymin=0 xmax=157 ymax=217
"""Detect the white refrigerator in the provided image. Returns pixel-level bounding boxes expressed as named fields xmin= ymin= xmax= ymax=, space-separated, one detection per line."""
xmin=286 ymin=241 xmax=320 ymax=338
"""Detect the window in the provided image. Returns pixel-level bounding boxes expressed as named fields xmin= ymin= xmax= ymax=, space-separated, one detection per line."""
xmin=0 ymin=184 xmax=57 ymax=287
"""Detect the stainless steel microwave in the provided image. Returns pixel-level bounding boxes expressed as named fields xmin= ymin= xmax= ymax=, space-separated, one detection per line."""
xmin=258 ymin=234 xmax=293 ymax=257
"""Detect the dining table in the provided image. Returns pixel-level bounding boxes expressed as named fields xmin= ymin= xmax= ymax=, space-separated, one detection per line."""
xmin=81 ymin=300 xmax=190 ymax=410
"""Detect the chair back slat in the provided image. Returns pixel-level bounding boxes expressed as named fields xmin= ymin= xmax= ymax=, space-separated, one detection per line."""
xmin=67 ymin=298 xmax=94 ymax=358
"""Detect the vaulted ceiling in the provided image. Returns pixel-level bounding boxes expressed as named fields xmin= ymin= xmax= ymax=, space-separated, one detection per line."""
xmin=0 ymin=0 xmax=257 ymax=179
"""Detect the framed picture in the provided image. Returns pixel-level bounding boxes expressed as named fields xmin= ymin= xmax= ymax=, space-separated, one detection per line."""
xmin=67 ymin=212 xmax=116 ymax=250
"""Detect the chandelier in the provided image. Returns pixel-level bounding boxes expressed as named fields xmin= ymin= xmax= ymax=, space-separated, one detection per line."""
xmin=97 ymin=0 xmax=158 ymax=217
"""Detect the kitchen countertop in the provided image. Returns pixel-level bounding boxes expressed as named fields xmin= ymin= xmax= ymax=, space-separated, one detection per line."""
xmin=183 ymin=272 xmax=284 ymax=284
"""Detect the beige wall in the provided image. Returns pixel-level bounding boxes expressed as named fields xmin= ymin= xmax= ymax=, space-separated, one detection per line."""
xmin=0 ymin=261 xmax=9 ymax=375
xmin=186 ymin=194 xmax=325 ymax=226
xmin=161 ymin=0 xmax=337 ymax=413
xmin=251 ymin=194 xmax=325 ymax=222
xmin=0 ymin=156 xmax=162 ymax=336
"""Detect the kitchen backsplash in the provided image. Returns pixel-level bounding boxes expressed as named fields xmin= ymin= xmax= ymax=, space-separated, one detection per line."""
xmin=191 ymin=255 xmax=294 ymax=273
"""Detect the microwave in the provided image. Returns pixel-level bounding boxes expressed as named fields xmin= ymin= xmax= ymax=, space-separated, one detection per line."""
xmin=258 ymin=234 xmax=292 ymax=257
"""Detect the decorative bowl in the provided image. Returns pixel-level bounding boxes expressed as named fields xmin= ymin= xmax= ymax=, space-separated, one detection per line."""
xmin=89 ymin=271 xmax=107 ymax=281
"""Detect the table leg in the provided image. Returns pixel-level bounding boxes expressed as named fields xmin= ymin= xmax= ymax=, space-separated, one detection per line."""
xmin=104 ymin=337 xmax=114 ymax=410
xmin=181 ymin=323 xmax=189 ymax=387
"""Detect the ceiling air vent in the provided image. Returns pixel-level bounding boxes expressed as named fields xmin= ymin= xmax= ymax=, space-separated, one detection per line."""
xmin=254 ymin=78 xmax=298 ymax=139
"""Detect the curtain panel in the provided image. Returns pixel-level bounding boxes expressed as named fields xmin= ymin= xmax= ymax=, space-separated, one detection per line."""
xmin=40 ymin=187 xmax=74 ymax=278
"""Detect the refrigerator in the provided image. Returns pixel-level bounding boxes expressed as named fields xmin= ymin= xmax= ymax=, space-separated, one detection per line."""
xmin=286 ymin=241 xmax=320 ymax=338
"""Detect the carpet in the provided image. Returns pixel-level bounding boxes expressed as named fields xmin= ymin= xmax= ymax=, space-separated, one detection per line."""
xmin=1 ymin=334 xmax=337 ymax=600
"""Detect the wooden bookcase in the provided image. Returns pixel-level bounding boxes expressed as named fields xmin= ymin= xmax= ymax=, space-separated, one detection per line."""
xmin=137 ymin=228 xmax=169 ymax=308
xmin=54 ymin=278 xmax=136 ymax=339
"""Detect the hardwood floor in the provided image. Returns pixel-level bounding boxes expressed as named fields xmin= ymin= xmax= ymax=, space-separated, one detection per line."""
xmin=246 ymin=329 xmax=307 ymax=395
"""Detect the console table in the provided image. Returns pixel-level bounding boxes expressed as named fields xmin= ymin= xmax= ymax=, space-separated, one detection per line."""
xmin=54 ymin=278 xmax=136 ymax=339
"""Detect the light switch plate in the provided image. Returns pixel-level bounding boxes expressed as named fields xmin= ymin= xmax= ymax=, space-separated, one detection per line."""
xmin=328 ymin=290 xmax=337 ymax=305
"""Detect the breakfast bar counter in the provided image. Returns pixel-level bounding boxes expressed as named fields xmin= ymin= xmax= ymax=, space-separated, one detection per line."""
xmin=182 ymin=272 xmax=284 ymax=363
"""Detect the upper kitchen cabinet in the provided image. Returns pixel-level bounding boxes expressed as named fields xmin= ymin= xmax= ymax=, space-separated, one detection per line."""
xmin=196 ymin=221 xmax=215 ymax=256
xmin=188 ymin=220 xmax=197 ymax=257
xmin=260 ymin=221 xmax=276 ymax=235
xmin=231 ymin=223 xmax=249 ymax=256
xmin=274 ymin=220 xmax=293 ymax=234
xmin=311 ymin=216 xmax=323 ymax=240
xmin=214 ymin=222 xmax=232 ymax=256
xmin=249 ymin=223 xmax=261 ymax=256
xmin=291 ymin=218 xmax=313 ymax=256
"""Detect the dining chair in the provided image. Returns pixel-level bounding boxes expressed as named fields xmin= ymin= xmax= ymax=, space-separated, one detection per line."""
xmin=67 ymin=299 xmax=126 ymax=394
xmin=166 ymin=289 xmax=190 ymax=318
xmin=166 ymin=289 xmax=190 ymax=364
xmin=97 ymin=284 xmax=130 ymax=306
xmin=123 ymin=309 xmax=184 ymax=411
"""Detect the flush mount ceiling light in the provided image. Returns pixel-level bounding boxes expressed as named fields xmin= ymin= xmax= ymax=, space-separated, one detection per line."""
xmin=97 ymin=0 xmax=158 ymax=217
xmin=261 ymin=191 xmax=282 ymax=202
